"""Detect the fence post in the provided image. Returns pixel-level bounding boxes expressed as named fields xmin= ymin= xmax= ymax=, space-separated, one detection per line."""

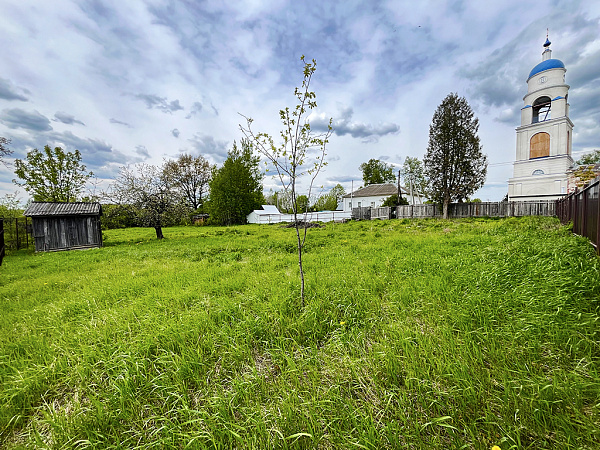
xmin=573 ymin=189 xmax=578 ymax=234
xmin=0 ymin=219 xmax=4 ymax=266
xmin=582 ymin=188 xmax=588 ymax=240
xmin=597 ymin=187 xmax=600 ymax=254
xmin=15 ymin=218 xmax=19 ymax=250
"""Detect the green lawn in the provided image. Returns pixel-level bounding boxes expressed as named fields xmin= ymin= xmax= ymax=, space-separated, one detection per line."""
xmin=1 ymin=217 xmax=599 ymax=449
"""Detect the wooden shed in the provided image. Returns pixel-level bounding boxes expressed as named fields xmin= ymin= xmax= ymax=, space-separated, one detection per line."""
xmin=24 ymin=202 xmax=103 ymax=252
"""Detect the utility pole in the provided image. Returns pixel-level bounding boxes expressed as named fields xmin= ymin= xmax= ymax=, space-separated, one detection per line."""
xmin=397 ymin=169 xmax=403 ymax=205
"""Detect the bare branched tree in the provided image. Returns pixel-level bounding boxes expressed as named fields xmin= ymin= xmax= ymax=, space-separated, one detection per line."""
xmin=106 ymin=163 xmax=188 ymax=239
xmin=240 ymin=56 xmax=332 ymax=305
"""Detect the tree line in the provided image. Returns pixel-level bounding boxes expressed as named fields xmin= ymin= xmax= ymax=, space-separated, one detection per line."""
xmin=4 ymin=92 xmax=491 ymax=226
xmin=15 ymin=92 xmax=600 ymax=224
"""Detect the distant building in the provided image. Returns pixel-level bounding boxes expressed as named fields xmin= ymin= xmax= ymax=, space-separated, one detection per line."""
xmin=246 ymin=205 xmax=350 ymax=224
xmin=508 ymin=35 xmax=574 ymax=201
xmin=341 ymin=183 xmax=424 ymax=212
xmin=246 ymin=205 xmax=284 ymax=224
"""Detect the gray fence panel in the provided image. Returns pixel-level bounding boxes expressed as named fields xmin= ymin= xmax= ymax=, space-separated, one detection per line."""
xmin=393 ymin=201 xmax=556 ymax=220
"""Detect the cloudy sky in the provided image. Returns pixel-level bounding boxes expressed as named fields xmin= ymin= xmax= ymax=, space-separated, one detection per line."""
xmin=1 ymin=0 xmax=599 ymax=203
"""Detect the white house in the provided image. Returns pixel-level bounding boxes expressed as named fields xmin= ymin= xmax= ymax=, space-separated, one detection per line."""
xmin=341 ymin=183 xmax=424 ymax=212
xmin=508 ymin=36 xmax=573 ymax=201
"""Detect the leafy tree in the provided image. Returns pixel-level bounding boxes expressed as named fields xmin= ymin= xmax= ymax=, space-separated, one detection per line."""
xmin=107 ymin=163 xmax=188 ymax=239
xmin=264 ymin=189 xmax=278 ymax=206
xmin=313 ymin=184 xmax=345 ymax=211
xmin=208 ymin=139 xmax=264 ymax=226
xmin=576 ymin=150 xmax=600 ymax=165
xmin=570 ymin=166 xmax=598 ymax=188
xmin=240 ymin=56 xmax=332 ymax=305
xmin=264 ymin=189 xmax=285 ymax=212
xmin=295 ymin=194 xmax=310 ymax=213
xmin=100 ymin=204 xmax=139 ymax=229
xmin=0 ymin=137 xmax=12 ymax=165
xmin=328 ymin=184 xmax=345 ymax=209
xmin=403 ymin=156 xmax=427 ymax=197
xmin=0 ymin=192 xmax=23 ymax=219
xmin=162 ymin=154 xmax=212 ymax=211
xmin=359 ymin=159 xmax=395 ymax=186
xmin=381 ymin=194 xmax=408 ymax=207
xmin=424 ymin=93 xmax=487 ymax=219
xmin=13 ymin=145 xmax=93 ymax=202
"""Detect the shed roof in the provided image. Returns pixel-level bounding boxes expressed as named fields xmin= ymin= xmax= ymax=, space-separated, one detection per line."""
xmin=24 ymin=202 xmax=102 ymax=217
xmin=251 ymin=205 xmax=281 ymax=215
xmin=342 ymin=183 xmax=407 ymax=198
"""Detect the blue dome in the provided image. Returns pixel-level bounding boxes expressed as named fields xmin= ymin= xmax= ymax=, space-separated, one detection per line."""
xmin=528 ymin=58 xmax=565 ymax=79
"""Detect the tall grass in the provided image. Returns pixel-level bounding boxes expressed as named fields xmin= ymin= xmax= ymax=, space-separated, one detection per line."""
xmin=1 ymin=217 xmax=598 ymax=448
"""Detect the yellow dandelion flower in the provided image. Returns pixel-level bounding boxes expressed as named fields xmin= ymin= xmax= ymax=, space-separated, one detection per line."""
xmin=492 ymin=446 xmax=501 ymax=450
xmin=340 ymin=321 xmax=346 ymax=326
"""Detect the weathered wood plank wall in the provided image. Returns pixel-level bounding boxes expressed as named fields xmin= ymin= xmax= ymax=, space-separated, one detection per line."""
xmin=352 ymin=207 xmax=371 ymax=220
xmin=371 ymin=207 xmax=392 ymax=220
xmin=351 ymin=201 xmax=556 ymax=220
xmin=32 ymin=216 xmax=102 ymax=252
xmin=394 ymin=201 xmax=556 ymax=219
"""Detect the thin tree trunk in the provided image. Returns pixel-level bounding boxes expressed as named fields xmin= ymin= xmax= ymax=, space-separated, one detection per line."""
xmin=155 ymin=227 xmax=164 ymax=239
xmin=295 ymin=224 xmax=305 ymax=307
xmin=443 ymin=200 xmax=449 ymax=219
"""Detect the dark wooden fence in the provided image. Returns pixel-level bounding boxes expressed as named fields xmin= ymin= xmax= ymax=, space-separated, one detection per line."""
xmin=371 ymin=207 xmax=392 ymax=220
xmin=352 ymin=207 xmax=371 ymax=220
xmin=0 ymin=219 xmax=5 ymax=266
xmin=0 ymin=217 xmax=33 ymax=252
xmin=352 ymin=201 xmax=556 ymax=221
xmin=556 ymin=177 xmax=600 ymax=253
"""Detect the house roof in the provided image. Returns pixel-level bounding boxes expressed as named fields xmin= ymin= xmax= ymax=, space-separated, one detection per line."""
xmin=342 ymin=183 xmax=407 ymax=198
xmin=24 ymin=202 xmax=102 ymax=217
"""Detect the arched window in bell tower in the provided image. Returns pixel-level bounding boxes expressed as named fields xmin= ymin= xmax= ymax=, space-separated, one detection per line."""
xmin=532 ymin=96 xmax=551 ymax=123
xmin=530 ymin=132 xmax=550 ymax=159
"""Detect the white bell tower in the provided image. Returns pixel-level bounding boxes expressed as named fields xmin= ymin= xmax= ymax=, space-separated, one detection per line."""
xmin=508 ymin=34 xmax=573 ymax=201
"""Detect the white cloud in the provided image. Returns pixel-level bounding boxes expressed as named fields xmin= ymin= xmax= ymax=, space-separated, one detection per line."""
xmin=0 ymin=0 xmax=598 ymax=202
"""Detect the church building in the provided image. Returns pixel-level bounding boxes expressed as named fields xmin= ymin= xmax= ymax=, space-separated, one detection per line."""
xmin=507 ymin=36 xmax=574 ymax=201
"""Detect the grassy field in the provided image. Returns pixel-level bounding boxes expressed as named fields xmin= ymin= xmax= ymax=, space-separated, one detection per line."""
xmin=1 ymin=217 xmax=599 ymax=449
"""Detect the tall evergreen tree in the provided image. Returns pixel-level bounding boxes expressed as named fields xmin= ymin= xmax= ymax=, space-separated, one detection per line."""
xmin=208 ymin=139 xmax=263 ymax=225
xmin=424 ymin=93 xmax=487 ymax=218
